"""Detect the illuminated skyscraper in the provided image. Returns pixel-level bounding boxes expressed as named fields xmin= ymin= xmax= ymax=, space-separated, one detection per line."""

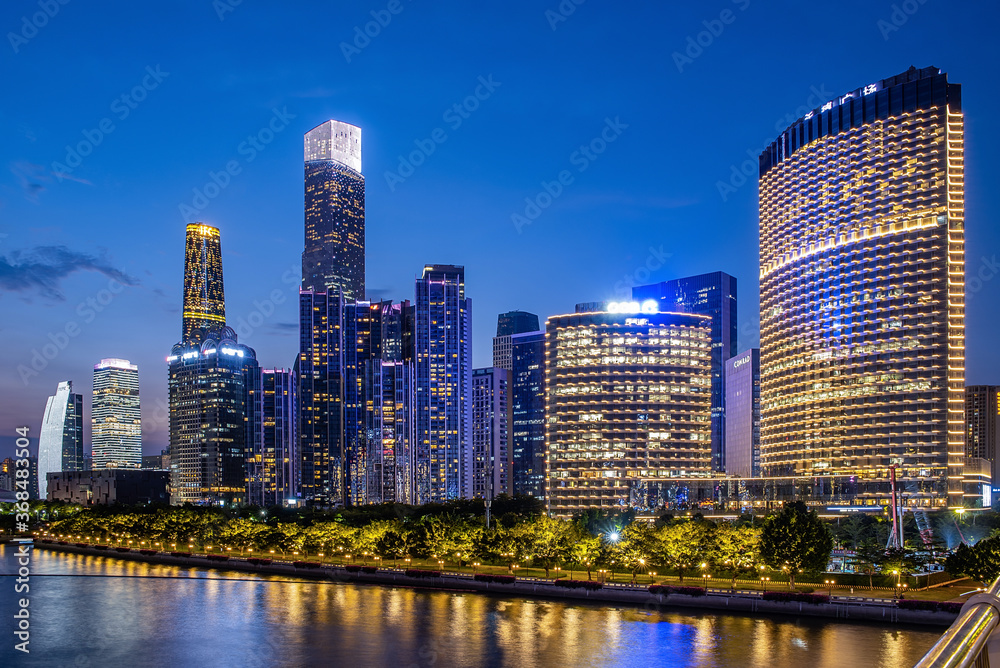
xmin=545 ymin=305 xmax=712 ymax=517
xmin=92 ymin=359 xmax=141 ymax=469
xmin=182 ymin=223 xmax=226 ymax=344
xmin=414 ymin=264 xmax=472 ymax=503
xmin=247 ymin=368 xmax=297 ymax=507
xmin=492 ymin=311 xmax=540 ymax=371
xmin=758 ymin=66 xmax=965 ymax=506
xmin=511 ymin=330 xmax=546 ymax=500
xmin=37 ymin=381 xmax=84 ymax=498
xmin=965 ymin=386 xmax=999 ymax=485
xmin=302 ymin=120 xmax=365 ymax=300
xmin=471 ymin=367 xmax=510 ymax=499
xmin=724 ymin=349 xmax=760 ymax=479
xmin=633 ymin=272 xmax=737 ymax=472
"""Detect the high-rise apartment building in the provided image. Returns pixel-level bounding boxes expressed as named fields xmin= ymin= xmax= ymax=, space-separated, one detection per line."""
xmin=302 ymin=120 xmax=365 ymax=300
xmin=634 ymin=273 xmax=737 ymax=472
xmin=414 ymin=264 xmax=472 ymax=503
xmin=92 ymin=358 xmax=141 ymax=469
xmin=37 ymin=381 xmax=83 ymax=498
xmin=492 ymin=311 xmax=540 ymax=371
xmin=471 ymin=367 xmax=511 ymax=499
xmin=965 ymin=386 xmax=999 ymax=485
xmin=758 ymin=66 xmax=965 ymax=506
xmin=510 ymin=330 xmax=545 ymax=499
xmin=724 ymin=349 xmax=760 ymax=479
xmin=181 ymin=223 xmax=226 ymax=344
xmin=545 ymin=305 xmax=713 ymax=517
xmin=364 ymin=359 xmax=416 ymax=503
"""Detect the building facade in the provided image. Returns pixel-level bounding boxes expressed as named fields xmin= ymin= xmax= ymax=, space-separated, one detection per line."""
xmin=545 ymin=306 xmax=713 ymax=517
xmin=414 ymin=264 xmax=472 ymax=503
xmin=92 ymin=358 xmax=141 ymax=469
xmin=511 ymin=330 xmax=546 ymax=500
xmin=302 ymin=120 xmax=365 ymax=301
xmin=364 ymin=359 xmax=416 ymax=504
xmin=492 ymin=310 xmax=540 ymax=371
xmin=758 ymin=66 xmax=965 ymax=506
xmin=47 ymin=469 xmax=169 ymax=505
xmin=181 ymin=223 xmax=226 ymax=344
xmin=37 ymin=380 xmax=84 ymax=498
xmin=471 ymin=367 xmax=511 ymax=499
xmin=634 ymin=272 xmax=737 ymax=472
xmin=247 ymin=368 xmax=297 ymax=507
xmin=965 ymin=386 xmax=999 ymax=485
xmin=724 ymin=349 xmax=761 ymax=479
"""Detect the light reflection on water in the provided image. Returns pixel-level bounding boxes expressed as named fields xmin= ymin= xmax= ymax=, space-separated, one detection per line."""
xmin=1 ymin=545 xmax=940 ymax=667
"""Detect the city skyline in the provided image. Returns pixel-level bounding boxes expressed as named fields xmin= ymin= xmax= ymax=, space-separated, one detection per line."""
xmin=3 ymin=3 xmax=1000 ymax=462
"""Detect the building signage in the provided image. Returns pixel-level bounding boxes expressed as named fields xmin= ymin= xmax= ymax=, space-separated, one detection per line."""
xmin=732 ymin=354 xmax=751 ymax=370
xmin=607 ymin=300 xmax=659 ymax=314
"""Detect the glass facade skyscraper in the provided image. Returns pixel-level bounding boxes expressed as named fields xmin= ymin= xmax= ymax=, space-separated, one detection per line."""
xmin=471 ymin=367 xmax=510 ymax=499
xmin=247 ymin=368 xmax=297 ymax=507
xmin=633 ymin=272 xmax=737 ymax=472
xmin=511 ymin=330 xmax=545 ymax=500
xmin=965 ymin=386 xmax=998 ymax=486
xmin=492 ymin=310 xmax=540 ymax=371
xmin=414 ymin=264 xmax=472 ymax=503
xmin=724 ymin=349 xmax=760 ymax=479
xmin=92 ymin=359 xmax=141 ymax=469
xmin=182 ymin=223 xmax=226 ymax=344
xmin=37 ymin=380 xmax=83 ymax=498
xmin=545 ymin=307 xmax=712 ymax=518
xmin=759 ymin=66 xmax=965 ymax=506
xmin=302 ymin=120 xmax=365 ymax=300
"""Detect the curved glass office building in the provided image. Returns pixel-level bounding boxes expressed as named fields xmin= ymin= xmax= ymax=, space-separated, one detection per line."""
xmin=758 ymin=66 xmax=965 ymax=506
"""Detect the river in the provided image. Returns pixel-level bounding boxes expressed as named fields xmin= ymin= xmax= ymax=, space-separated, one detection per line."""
xmin=1 ymin=544 xmax=940 ymax=667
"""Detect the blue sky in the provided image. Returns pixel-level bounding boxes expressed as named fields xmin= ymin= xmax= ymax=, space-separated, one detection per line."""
xmin=2 ymin=0 xmax=999 ymax=457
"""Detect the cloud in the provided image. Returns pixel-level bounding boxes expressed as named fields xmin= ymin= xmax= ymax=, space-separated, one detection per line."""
xmin=10 ymin=161 xmax=92 ymax=202
xmin=0 ymin=245 xmax=140 ymax=300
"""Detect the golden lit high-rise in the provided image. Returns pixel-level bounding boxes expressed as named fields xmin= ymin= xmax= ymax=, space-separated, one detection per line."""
xmin=181 ymin=223 xmax=226 ymax=344
xmin=758 ymin=66 xmax=965 ymax=506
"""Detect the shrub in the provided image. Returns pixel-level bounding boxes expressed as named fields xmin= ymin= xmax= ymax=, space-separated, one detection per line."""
xmin=293 ymin=561 xmax=321 ymax=569
xmin=94 ymin=545 xmax=109 ymax=550
xmin=139 ymin=549 xmax=157 ymax=556
xmin=761 ymin=592 xmax=829 ymax=605
xmin=405 ymin=569 xmax=441 ymax=578
xmin=58 ymin=541 xmax=69 ymax=545
xmin=246 ymin=558 xmax=272 ymax=566
xmin=896 ymin=600 xmax=938 ymax=612
xmin=170 ymin=552 xmax=192 ymax=557
xmin=554 ymin=579 xmax=601 ymax=590
xmin=75 ymin=542 xmax=88 ymax=547
xmin=206 ymin=554 xmax=229 ymax=562
xmin=649 ymin=585 xmax=706 ymax=597
xmin=115 ymin=547 xmax=130 ymax=552
xmin=474 ymin=574 xmax=516 ymax=584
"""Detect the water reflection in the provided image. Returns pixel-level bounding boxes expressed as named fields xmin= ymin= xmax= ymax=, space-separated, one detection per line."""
xmin=2 ymin=545 xmax=939 ymax=667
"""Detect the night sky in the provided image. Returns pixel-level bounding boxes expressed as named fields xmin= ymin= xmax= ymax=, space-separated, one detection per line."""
xmin=2 ymin=0 xmax=999 ymax=457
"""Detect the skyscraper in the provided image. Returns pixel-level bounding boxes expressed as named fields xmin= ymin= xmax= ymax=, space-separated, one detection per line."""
xmin=181 ymin=223 xmax=226 ymax=344
xmin=302 ymin=120 xmax=365 ymax=300
xmin=633 ymin=272 xmax=737 ymax=472
xmin=492 ymin=310 xmax=540 ymax=371
xmin=414 ymin=264 xmax=472 ymax=503
xmin=92 ymin=358 xmax=141 ymax=469
xmin=247 ymin=368 xmax=297 ymax=507
xmin=510 ymin=330 xmax=545 ymax=500
xmin=364 ymin=359 xmax=416 ymax=504
xmin=965 ymin=386 xmax=999 ymax=485
xmin=37 ymin=381 xmax=83 ymax=498
xmin=758 ymin=66 xmax=965 ymax=506
xmin=169 ymin=223 xmax=258 ymax=505
xmin=724 ymin=349 xmax=760 ymax=479
xmin=471 ymin=367 xmax=511 ymax=499
xmin=545 ymin=305 xmax=713 ymax=517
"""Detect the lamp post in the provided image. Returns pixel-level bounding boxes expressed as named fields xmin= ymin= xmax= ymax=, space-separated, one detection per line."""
xmin=761 ymin=576 xmax=770 ymax=592
xmin=825 ymin=579 xmax=836 ymax=597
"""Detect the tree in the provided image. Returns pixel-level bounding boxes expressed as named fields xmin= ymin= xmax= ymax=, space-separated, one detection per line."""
xmin=946 ymin=535 xmax=1000 ymax=583
xmin=713 ymin=524 xmax=761 ymax=588
xmin=520 ymin=516 xmax=575 ymax=577
xmin=612 ymin=522 xmax=657 ymax=584
xmin=759 ymin=502 xmax=833 ymax=590
xmin=652 ymin=520 xmax=713 ymax=583
xmin=568 ymin=532 xmax=601 ymax=580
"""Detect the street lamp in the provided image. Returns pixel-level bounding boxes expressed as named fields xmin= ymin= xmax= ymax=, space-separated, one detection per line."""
xmin=825 ymin=579 xmax=836 ymax=597
xmin=761 ymin=576 xmax=770 ymax=592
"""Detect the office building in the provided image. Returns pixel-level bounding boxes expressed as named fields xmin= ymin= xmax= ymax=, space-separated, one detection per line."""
xmin=634 ymin=272 xmax=737 ymax=472
xmin=724 ymin=349 xmax=760 ymax=478
xmin=966 ymin=386 xmax=999 ymax=485
xmin=364 ymin=359 xmax=416 ymax=504
xmin=414 ymin=264 xmax=472 ymax=503
xmin=181 ymin=223 xmax=226 ymax=344
xmin=92 ymin=358 xmax=141 ymax=469
xmin=493 ymin=311 xmax=540 ymax=371
xmin=758 ymin=66 xmax=965 ymax=506
xmin=471 ymin=367 xmax=511 ymax=499
xmin=46 ymin=469 xmax=169 ymax=505
xmin=545 ymin=304 xmax=713 ymax=517
xmin=247 ymin=368 xmax=297 ymax=507
xmin=510 ymin=330 xmax=546 ymax=499
xmin=37 ymin=380 xmax=84 ymax=498
xmin=302 ymin=120 xmax=365 ymax=300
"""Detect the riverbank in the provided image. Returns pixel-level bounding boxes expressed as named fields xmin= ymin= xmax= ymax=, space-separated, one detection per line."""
xmin=27 ymin=539 xmax=959 ymax=628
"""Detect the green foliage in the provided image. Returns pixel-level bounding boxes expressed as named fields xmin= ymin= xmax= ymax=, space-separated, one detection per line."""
xmin=946 ymin=536 xmax=1000 ymax=583
xmin=759 ymin=502 xmax=833 ymax=588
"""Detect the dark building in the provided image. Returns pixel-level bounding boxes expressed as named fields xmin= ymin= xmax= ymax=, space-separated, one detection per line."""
xmin=46 ymin=469 xmax=169 ymax=505
xmin=966 ymin=386 xmax=999 ymax=485
xmin=759 ymin=66 xmax=965 ymax=506
xmin=493 ymin=311 xmax=540 ymax=372
xmin=414 ymin=265 xmax=472 ymax=503
xmin=302 ymin=120 xmax=365 ymax=301
xmin=724 ymin=349 xmax=761 ymax=478
xmin=633 ymin=272 xmax=737 ymax=472
xmin=510 ymin=330 xmax=545 ymax=500
xmin=181 ymin=223 xmax=226 ymax=344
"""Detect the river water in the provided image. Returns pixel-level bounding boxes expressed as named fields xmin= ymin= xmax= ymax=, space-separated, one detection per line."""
xmin=1 ymin=544 xmax=940 ymax=667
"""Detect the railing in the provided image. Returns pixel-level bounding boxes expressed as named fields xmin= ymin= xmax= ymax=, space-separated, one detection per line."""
xmin=913 ymin=576 xmax=1000 ymax=668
